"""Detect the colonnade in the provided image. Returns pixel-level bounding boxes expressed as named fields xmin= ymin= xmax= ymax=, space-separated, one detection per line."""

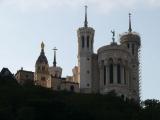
xmin=100 ymin=59 xmax=130 ymax=86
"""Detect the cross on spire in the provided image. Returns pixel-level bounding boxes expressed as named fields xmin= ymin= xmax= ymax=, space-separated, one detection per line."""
xmin=84 ymin=5 xmax=88 ymax=27
xmin=128 ymin=13 xmax=132 ymax=32
xmin=53 ymin=47 xmax=57 ymax=67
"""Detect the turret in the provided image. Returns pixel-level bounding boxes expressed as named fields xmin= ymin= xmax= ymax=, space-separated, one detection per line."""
xmin=77 ymin=6 xmax=95 ymax=93
xmin=49 ymin=47 xmax=62 ymax=78
xmin=77 ymin=6 xmax=95 ymax=56
xmin=34 ymin=42 xmax=50 ymax=87
xmin=120 ymin=13 xmax=141 ymax=102
xmin=120 ymin=13 xmax=141 ymax=59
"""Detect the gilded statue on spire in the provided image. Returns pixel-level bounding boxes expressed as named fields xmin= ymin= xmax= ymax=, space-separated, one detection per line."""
xmin=111 ymin=30 xmax=115 ymax=43
xmin=41 ymin=41 xmax=45 ymax=49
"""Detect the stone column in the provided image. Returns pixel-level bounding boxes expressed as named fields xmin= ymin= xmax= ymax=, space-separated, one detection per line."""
xmin=99 ymin=61 xmax=104 ymax=91
xmin=113 ymin=64 xmax=117 ymax=84
xmin=123 ymin=66 xmax=127 ymax=85
xmin=106 ymin=65 xmax=109 ymax=85
xmin=127 ymin=68 xmax=131 ymax=88
xmin=121 ymin=66 xmax=124 ymax=84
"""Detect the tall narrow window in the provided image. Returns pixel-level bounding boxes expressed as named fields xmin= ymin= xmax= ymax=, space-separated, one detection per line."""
xmin=132 ymin=44 xmax=135 ymax=55
xmin=117 ymin=64 xmax=121 ymax=84
xmin=127 ymin=44 xmax=130 ymax=49
xmin=104 ymin=66 xmax=106 ymax=85
xmin=91 ymin=39 xmax=93 ymax=49
xmin=41 ymin=77 xmax=45 ymax=81
xmin=109 ymin=64 xmax=113 ymax=84
xmin=81 ymin=36 xmax=85 ymax=48
xmin=87 ymin=36 xmax=89 ymax=48
xmin=124 ymin=67 xmax=126 ymax=84
xmin=42 ymin=66 xmax=45 ymax=71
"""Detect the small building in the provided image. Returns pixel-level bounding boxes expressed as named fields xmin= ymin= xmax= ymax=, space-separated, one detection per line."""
xmin=15 ymin=68 xmax=34 ymax=85
xmin=60 ymin=80 xmax=79 ymax=93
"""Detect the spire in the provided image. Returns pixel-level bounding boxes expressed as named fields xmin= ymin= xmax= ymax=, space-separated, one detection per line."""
xmin=111 ymin=30 xmax=115 ymax=43
xmin=53 ymin=47 xmax=57 ymax=67
xmin=84 ymin=5 xmax=88 ymax=27
xmin=128 ymin=13 xmax=132 ymax=32
xmin=40 ymin=41 xmax=45 ymax=55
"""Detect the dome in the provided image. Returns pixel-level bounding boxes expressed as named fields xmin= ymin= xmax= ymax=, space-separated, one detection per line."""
xmin=120 ymin=32 xmax=141 ymax=46
xmin=98 ymin=43 xmax=129 ymax=54
xmin=36 ymin=42 xmax=48 ymax=65
xmin=97 ymin=43 xmax=131 ymax=64
xmin=36 ymin=54 xmax=48 ymax=65
xmin=120 ymin=13 xmax=141 ymax=47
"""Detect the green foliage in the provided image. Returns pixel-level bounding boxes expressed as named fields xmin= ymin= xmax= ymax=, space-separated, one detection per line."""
xmin=0 ymin=75 xmax=159 ymax=120
xmin=138 ymin=99 xmax=160 ymax=120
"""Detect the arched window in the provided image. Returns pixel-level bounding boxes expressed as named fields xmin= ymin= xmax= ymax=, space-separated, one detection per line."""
xmin=127 ymin=44 xmax=130 ymax=49
xmin=117 ymin=64 xmax=121 ymax=84
xmin=41 ymin=77 xmax=45 ymax=81
xmin=132 ymin=44 xmax=135 ymax=55
xmin=87 ymin=36 xmax=90 ymax=48
xmin=121 ymin=94 xmax=125 ymax=100
xmin=37 ymin=66 xmax=40 ymax=71
xmin=42 ymin=66 xmax=45 ymax=71
xmin=81 ymin=36 xmax=85 ymax=48
xmin=104 ymin=66 xmax=106 ymax=85
xmin=91 ymin=38 xmax=93 ymax=49
xmin=109 ymin=58 xmax=114 ymax=84
xmin=70 ymin=85 xmax=74 ymax=92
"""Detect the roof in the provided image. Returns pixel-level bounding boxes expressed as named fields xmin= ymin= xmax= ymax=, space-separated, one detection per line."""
xmin=0 ymin=68 xmax=13 ymax=77
xmin=120 ymin=32 xmax=141 ymax=46
xmin=98 ymin=43 xmax=129 ymax=54
xmin=36 ymin=51 xmax=48 ymax=65
xmin=15 ymin=69 xmax=34 ymax=76
xmin=0 ymin=68 xmax=16 ymax=80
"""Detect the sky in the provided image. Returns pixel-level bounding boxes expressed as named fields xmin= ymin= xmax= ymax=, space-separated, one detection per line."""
xmin=0 ymin=0 xmax=160 ymax=100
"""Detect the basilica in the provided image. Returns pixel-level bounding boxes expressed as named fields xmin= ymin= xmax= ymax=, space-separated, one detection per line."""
xmin=15 ymin=6 xmax=141 ymax=102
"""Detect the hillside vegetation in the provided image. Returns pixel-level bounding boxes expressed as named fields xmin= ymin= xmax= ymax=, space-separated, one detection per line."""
xmin=0 ymin=73 xmax=160 ymax=120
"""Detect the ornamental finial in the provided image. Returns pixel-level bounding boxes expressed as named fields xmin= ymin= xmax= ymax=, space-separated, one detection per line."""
xmin=41 ymin=41 xmax=45 ymax=49
xmin=128 ymin=13 xmax=132 ymax=32
xmin=84 ymin=5 xmax=88 ymax=27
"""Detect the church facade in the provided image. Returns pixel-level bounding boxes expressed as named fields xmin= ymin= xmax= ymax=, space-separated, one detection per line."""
xmin=77 ymin=7 xmax=141 ymax=101
xmin=15 ymin=7 xmax=141 ymax=102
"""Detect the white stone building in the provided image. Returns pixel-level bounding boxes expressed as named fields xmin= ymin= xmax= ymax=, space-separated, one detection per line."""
xmin=19 ymin=7 xmax=141 ymax=102
xmin=77 ymin=7 xmax=141 ymax=101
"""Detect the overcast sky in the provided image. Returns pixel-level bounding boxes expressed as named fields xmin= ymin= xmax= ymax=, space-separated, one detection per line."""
xmin=0 ymin=0 xmax=160 ymax=100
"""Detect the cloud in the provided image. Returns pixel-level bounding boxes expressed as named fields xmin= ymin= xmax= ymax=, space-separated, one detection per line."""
xmin=0 ymin=0 xmax=160 ymax=13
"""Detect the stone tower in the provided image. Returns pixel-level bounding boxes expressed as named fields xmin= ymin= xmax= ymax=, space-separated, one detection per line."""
xmin=77 ymin=6 xmax=95 ymax=93
xmin=49 ymin=47 xmax=62 ymax=78
xmin=98 ymin=32 xmax=132 ymax=98
xmin=34 ymin=42 xmax=50 ymax=87
xmin=120 ymin=13 xmax=141 ymax=101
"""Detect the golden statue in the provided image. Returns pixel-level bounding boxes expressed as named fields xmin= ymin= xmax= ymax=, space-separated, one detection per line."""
xmin=41 ymin=41 xmax=45 ymax=49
